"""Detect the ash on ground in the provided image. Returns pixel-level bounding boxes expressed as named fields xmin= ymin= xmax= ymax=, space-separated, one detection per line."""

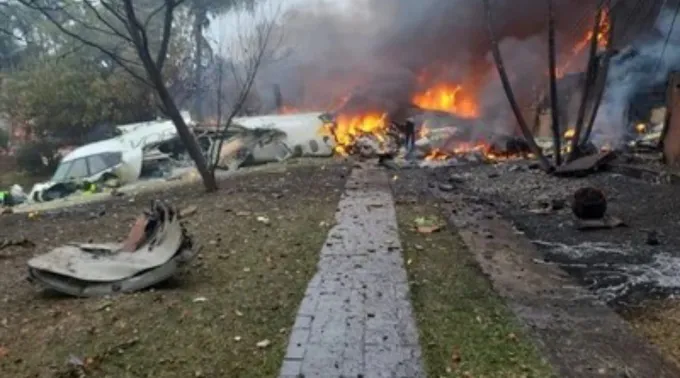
xmin=430 ymin=161 xmax=680 ymax=308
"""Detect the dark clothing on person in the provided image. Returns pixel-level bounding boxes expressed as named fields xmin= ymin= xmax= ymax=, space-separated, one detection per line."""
xmin=403 ymin=120 xmax=416 ymax=152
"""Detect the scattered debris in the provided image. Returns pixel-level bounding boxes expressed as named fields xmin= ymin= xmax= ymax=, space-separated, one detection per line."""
xmin=572 ymin=187 xmax=607 ymax=220
xmin=530 ymin=197 xmax=567 ymax=215
xmin=448 ymin=174 xmax=466 ymax=184
xmin=574 ymin=215 xmax=626 ymax=230
xmin=122 ymin=214 xmax=150 ymax=252
xmin=17 ymin=112 xmax=334 ymax=208
xmin=646 ymin=230 xmax=661 ymax=246
xmin=27 ymin=200 xmax=195 ymax=297
xmin=256 ymin=339 xmax=271 ymax=348
xmin=415 ymin=216 xmax=443 ymax=234
xmin=0 ymin=238 xmax=35 ymax=251
xmin=0 ymin=238 xmax=35 ymax=260
xmin=554 ymin=150 xmax=616 ymax=177
xmin=378 ymin=155 xmax=400 ymax=170
xmin=180 ymin=205 xmax=198 ymax=218
xmin=256 ymin=216 xmax=270 ymax=225
xmin=662 ymin=71 xmax=680 ymax=166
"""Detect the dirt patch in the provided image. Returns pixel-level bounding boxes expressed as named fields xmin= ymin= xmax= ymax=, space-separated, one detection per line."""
xmin=437 ymin=161 xmax=680 ymax=307
xmin=393 ymin=166 xmax=680 ymax=377
xmin=393 ymin=191 xmax=553 ymax=376
xmin=0 ymin=163 xmax=348 ymax=378
xmin=625 ymin=301 xmax=680 ymax=369
xmin=428 ymin=160 xmax=680 ymax=373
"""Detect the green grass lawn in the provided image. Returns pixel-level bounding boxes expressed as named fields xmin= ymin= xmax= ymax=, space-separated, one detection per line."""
xmin=0 ymin=165 xmax=345 ymax=378
xmin=396 ymin=200 xmax=554 ymax=378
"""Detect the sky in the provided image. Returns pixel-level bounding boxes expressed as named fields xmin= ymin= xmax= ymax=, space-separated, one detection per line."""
xmin=207 ymin=0 xmax=348 ymax=51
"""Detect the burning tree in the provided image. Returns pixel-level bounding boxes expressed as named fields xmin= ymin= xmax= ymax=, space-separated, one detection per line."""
xmin=15 ymin=0 xmax=255 ymax=192
xmin=483 ymin=0 xmax=616 ymax=172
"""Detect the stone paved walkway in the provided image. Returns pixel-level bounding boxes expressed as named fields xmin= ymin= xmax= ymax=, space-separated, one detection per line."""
xmin=279 ymin=167 xmax=425 ymax=378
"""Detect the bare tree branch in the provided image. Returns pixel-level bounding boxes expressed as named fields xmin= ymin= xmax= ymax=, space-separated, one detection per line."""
xmin=568 ymin=1 xmax=606 ymax=161
xmin=483 ymin=0 xmax=553 ymax=172
xmin=210 ymin=1 xmax=282 ymax=171
xmin=98 ymin=0 xmax=130 ymax=31
xmin=548 ymin=0 xmax=561 ymax=166
xmin=81 ymin=0 xmax=133 ymax=42
xmin=18 ymin=0 xmax=151 ymax=86
xmin=582 ymin=8 xmax=617 ymax=144
xmin=156 ymin=0 xmax=176 ymax=72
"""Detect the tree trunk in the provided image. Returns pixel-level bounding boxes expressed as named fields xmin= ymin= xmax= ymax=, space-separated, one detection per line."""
xmin=158 ymin=78 xmax=218 ymax=191
xmin=568 ymin=6 xmax=603 ymax=161
xmin=192 ymin=8 xmax=207 ymax=122
xmin=483 ymin=0 xmax=553 ymax=172
xmin=120 ymin=0 xmax=216 ymax=192
xmin=548 ymin=0 xmax=561 ymax=166
xmin=582 ymin=11 xmax=617 ymax=144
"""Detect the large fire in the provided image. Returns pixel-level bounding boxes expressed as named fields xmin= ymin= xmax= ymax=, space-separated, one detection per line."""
xmin=321 ymin=79 xmax=482 ymax=156
xmin=299 ymin=8 xmax=612 ymax=162
xmin=321 ymin=112 xmax=389 ymax=155
xmin=556 ymin=8 xmax=611 ymax=78
xmin=411 ymin=83 xmax=480 ymax=118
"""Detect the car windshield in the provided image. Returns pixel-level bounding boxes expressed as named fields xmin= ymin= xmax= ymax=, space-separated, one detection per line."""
xmin=51 ymin=161 xmax=73 ymax=182
xmin=50 ymin=158 xmax=88 ymax=182
xmin=51 ymin=152 xmax=123 ymax=183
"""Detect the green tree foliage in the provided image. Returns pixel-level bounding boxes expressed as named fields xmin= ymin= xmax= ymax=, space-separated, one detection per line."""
xmin=0 ymin=0 xmax=196 ymax=146
xmin=188 ymin=0 xmax=259 ymax=120
xmin=14 ymin=140 xmax=60 ymax=176
xmin=0 ymin=128 xmax=8 ymax=149
xmin=1 ymin=59 xmax=155 ymax=144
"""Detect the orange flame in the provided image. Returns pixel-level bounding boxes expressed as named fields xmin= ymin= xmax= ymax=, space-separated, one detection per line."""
xmin=556 ymin=8 xmax=610 ymax=78
xmin=279 ymin=105 xmax=301 ymax=114
xmin=322 ymin=112 xmax=389 ymax=155
xmin=412 ymin=83 xmax=479 ymax=118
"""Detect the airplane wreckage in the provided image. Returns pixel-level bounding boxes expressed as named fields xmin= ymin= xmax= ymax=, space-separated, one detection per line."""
xmin=22 ymin=111 xmax=335 ymax=204
xmin=19 ymin=107 xmax=492 ymax=206
xmin=27 ymin=200 xmax=195 ymax=297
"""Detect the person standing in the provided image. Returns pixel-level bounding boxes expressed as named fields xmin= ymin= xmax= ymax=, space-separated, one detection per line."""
xmin=403 ymin=118 xmax=416 ymax=153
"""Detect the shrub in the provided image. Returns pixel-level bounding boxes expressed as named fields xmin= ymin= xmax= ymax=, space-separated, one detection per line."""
xmin=15 ymin=141 xmax=61 ymax=176
xmin=0 ymin=128 xmax=8 ymax=149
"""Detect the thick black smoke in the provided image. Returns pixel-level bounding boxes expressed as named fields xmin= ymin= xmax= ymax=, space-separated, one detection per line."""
xmin=253 ymin=0 xmax=661 ymax=137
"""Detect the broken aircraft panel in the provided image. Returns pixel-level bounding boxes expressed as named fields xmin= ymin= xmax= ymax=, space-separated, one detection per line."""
xmin=27 ymin=201 xmax=194 ymax=297
xmin=26 ymin=114 xmax=192 ymax=203
xmin=209 ymin=112 xmax=335 ymax=169
xmin=26 ymin=112 xmax=337 ymax=203
xmin=231 ymin=112 xmax=335 ymax=156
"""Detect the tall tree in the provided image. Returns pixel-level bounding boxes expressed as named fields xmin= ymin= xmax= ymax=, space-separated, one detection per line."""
xmin=19 ymin=0 xmax=220 ymax=191
xmin=568 ymin=2 xmax=604 ymax=161
xmin=188 ymin=0 xmax=257 ymax=122
xmin=483 ymin=0 xmax=553 ymax=172
xmin=208 ymin=2 xmax=283 ymax=171
xmin=1 ymin=58 xmax=155 ymax=143
xmin=547 ymin=0 xmax=561 ymax=166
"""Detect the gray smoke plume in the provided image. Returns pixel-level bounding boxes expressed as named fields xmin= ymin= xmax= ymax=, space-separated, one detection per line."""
xmin=594 ymin=6 xmax=680 ymax=146
xmin=252 ymin=0 xmax=658 ymax=140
